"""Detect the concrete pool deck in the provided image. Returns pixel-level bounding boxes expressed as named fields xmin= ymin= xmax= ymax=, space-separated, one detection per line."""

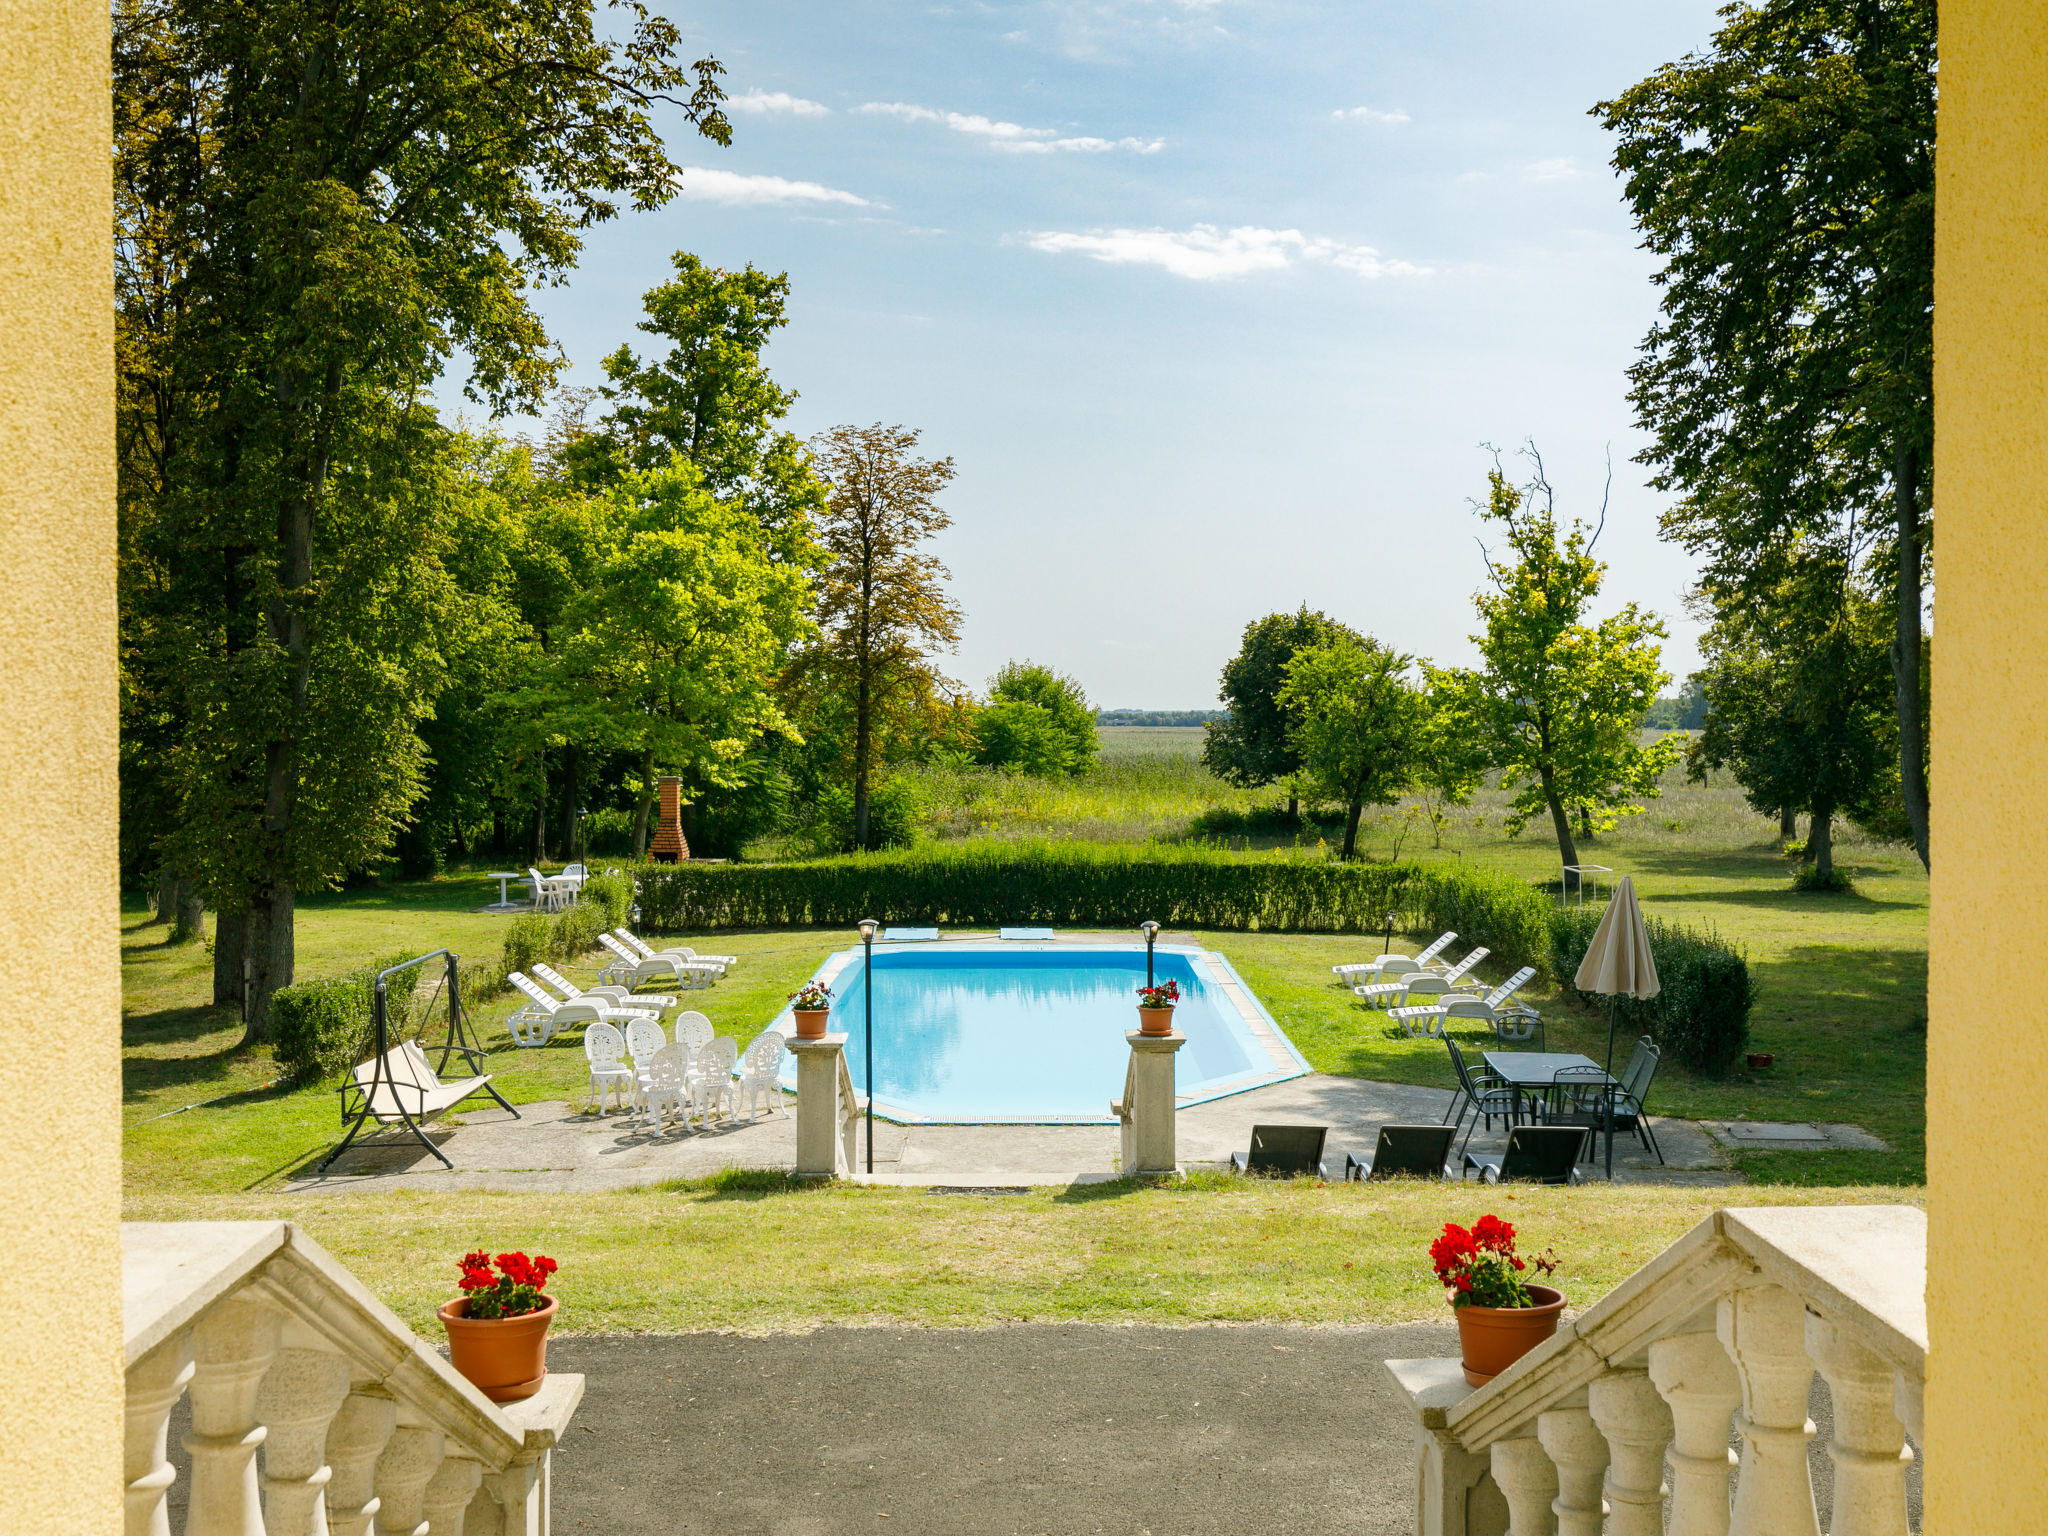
xmin=289 ymin=1070 xmax=1738 ymax=1193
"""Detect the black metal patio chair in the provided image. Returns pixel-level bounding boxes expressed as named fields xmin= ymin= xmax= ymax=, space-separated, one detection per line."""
xmin=1344 ymin=1124 xmax=1456 ymax=1181
xmin=1443 ymin=1038 xmax=1521 ymax=1158
xmin=1230 ymin=1124 xmax=1331 ymax=1179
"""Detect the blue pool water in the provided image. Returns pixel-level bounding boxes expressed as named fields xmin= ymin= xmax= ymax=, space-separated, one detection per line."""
xmin=774 ymin=945 xmax=1306 ymax=1123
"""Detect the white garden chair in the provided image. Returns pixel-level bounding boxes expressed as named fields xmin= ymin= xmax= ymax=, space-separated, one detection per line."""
xmin=527 ymin=866 xmax=568 ymax=913
xmin=689 ymin=1035 xmax=739 ymax=1125
xmin=1333 ymin=932 xmax=1455 ymax=985
xmin=583 ymin=1022 xmax=633 ymax=1113
xmin=531 ymin=961 xmax=671 ymax=1017
xmin=673 ymin=1010 xmax=715 ymax=1053
xmin=617 ymin=929 xmax=736 ymax=970
xmin=1355 ymin=947 xmax=1491 ymax=1009
xmin=737 ymin=1031 xmax=790 ymax=1122
xmin=640 ymin=1043 xmax=691 ymax=1131
xmin=623 ymin=1016 xmax=669 ymax=1114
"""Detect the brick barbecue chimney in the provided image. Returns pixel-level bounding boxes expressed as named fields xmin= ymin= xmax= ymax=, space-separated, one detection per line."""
xmin=648 ymin=774 xmax=691 ymax=863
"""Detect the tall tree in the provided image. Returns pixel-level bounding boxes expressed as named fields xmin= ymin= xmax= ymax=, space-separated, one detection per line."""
xmin=801 ymin=425 xmax=964 ymax=850
xmin=545 ymin=458 xmax=817 ymax=856
xmin=1433 ymin=456 xmax=1682 ymax=886
xmin=113 ymin=0 xmax=730 ymax=1036
xmin=1202 ymin=607 xmax=1352 ymax=817
xmin=1597 ymin=0 xmax=1935 ymax=867
xmin=1278 ymin=634 xmax=1428 ymax=860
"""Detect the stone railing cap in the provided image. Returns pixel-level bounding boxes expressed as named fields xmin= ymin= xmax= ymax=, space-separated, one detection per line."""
xmin=125 ymin=1220 xmax=289 ymax=1366
xmin=1385 ymin=1357 xmax=1471 ymax=1429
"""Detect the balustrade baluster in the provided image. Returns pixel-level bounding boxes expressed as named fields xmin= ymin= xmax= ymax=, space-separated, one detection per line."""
xmin=373 ymin=1426 xmax=446 ymax=1536
xmin=1718 ymin=1286 xmax=1821 ymax=1536
xmin=1537 ymin=1404 xmax=1609 ymax=1536
xmin=1648 ymin=1330 xmax=1742 ymax=1536
xmin=325 ymin=1394 xmax=398 ymax=1536
xmin=1805 ymin=1314 xmax=1912 ymax=1536
xmin=184 ymin=1297 xmax=282 ymax=1536
xmin=1587 ymin=1370 xmax=1673 ymax=1536
xmin=421 ymin=1454 xmax=484 ymax=1536
xmin=126 ymin=1337 xmax=195 ymax=1536
xmin=254 ymin=1347 xmax=355 ymax=1536
xmin=1490 ymin=1434 xmax=1559 ymax=1536
xmin=479 ymin=1460 xmax=543 ymax=1536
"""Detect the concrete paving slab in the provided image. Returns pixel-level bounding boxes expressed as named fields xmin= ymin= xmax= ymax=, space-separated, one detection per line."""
xmin=1705 ymin=1121 xmax=1890 ymax=1152
xmin=290 ymin=1071 xmax=1735 ymax=1195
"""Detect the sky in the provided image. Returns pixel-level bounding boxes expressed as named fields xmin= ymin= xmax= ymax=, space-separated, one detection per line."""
xmin=445 ymin=0 xmax=1731 ymax=710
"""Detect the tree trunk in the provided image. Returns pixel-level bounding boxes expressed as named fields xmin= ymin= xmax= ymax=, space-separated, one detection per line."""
xmin=1286 ymin=794 xmax=1299 ymax=820
xmin=171 ymin=879 xmax=205 ymax=944
xmin=1341 ymin=795 xmax=1365 ymax=859
xmin=1577 ymin=805 xmax=1593 ymax=840
xmin=491 ymin=808 xmax=507 ymax=857
xmin=632 ymin=748 xmax=655 ymax=859
xmin=1808 ymin=804 xmax=1835 ymax=882
xmin=1889 ymin=441 xmax=1930 ymax=870
xmin=853 ymin=671 xmax=873 ymax=852
xmin=1780 ymin=805 xmax=1797 ymax=840
xmin=1539 ymin=764 xmax=1581 ymax=892
xmin=241 ymin=878 xmax=295 ymax=1044
xmin=560 ymin=744 xmax=581 ymax=862
xmin=213 ymin=908 xmax=248 ymax=1012
xmin=153 ymin=867 xmax=178 ymax=925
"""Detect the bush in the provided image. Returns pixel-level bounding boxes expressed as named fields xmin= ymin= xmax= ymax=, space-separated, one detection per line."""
xmin=625 ymin=844 xmax=1554 ymax=973
xmin=802 ymin=776 xmax=925 ymax=855
xmin=272 ymin=949 xmax=424 ymax=1082
xmin=1547 ymin=906 xmax=1755 ymax=1074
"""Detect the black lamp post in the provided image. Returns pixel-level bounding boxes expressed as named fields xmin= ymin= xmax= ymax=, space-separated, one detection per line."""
xmin=857 ymin=917 xmax=878 ymax=1173
xmin=1380 ymin=909 xmax=1401 ymax=956
xmin=1139 ymin=920 xmax=1160 ymax=987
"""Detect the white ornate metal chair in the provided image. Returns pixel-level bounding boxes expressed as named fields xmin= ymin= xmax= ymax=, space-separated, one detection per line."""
xmin=582 ymin=1021 xmax=632 ymax=1113
xmin=673 ymin=1010 xmax=715 ymax=1053
xmin=641 ymin=1043 xmax=690 ymax=1131
xmin=737 ymin=1031 xmax=790 ymax=1122
xmin=688 ymin=1035 xmax=739 ymax=1125
xmin=623 ymin=1016 xmax=668 ymax=1113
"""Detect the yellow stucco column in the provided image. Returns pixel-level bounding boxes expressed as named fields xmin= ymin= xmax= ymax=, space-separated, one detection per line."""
xmin=0 ymin=1 xmax=121 ymax=1532
xmin=1929 ymin=3 xmax=2048 ymax=1528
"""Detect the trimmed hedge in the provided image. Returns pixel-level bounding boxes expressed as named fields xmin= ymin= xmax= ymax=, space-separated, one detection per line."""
xmin=1547 ymin=905 xmax=1756 ymax=1075
xmin=628 ymin=843 xmax=1555 ymax=975
xmin=272 ymin=949 xmax=425 ymax=1082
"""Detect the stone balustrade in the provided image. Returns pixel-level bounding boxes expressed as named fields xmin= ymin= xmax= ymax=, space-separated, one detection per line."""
xmin=1387 ymin=1206 xmax=1923 ymax=1536
xmin=125 ymin=1221 xmax=581 ymax=1536
xmin=1111 ymin=1029 xmax=1185 ymax=1176
xmin=790 ymin=1031 xmax=866 ymax=1177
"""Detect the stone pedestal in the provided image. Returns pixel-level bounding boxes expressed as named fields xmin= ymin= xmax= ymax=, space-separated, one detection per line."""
xmin=1122 ymin=1030 xmax=1185 ymax=1176
xmin=790 ymin=1033 xmax=852 ymax=1178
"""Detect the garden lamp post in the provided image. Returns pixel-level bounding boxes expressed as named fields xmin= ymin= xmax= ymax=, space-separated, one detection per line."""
xmin=1139 ymin=920 xmax=1160 ymax=987
xmin=857 ymin=917 xmax=879 ymax=1173
xmin=1381 ymin=910 xmax=1400 ymax=956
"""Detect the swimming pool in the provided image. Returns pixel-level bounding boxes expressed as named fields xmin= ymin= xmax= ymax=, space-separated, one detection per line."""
xmin=771 ymin=943 xmax=1308 ymax=1124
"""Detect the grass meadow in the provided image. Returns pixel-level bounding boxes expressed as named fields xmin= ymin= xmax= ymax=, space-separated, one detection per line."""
xmin=122 ymin=726 xmax=1925 ymax=1327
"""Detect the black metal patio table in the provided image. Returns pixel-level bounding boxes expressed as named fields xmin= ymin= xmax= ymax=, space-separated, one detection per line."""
xmin=1482 ymin=1051 xmax=1618 ymax=1177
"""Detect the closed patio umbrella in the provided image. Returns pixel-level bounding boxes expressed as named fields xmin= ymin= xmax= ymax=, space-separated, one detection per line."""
xmin=1574 ymin=876 xmax=1660 ymax=1179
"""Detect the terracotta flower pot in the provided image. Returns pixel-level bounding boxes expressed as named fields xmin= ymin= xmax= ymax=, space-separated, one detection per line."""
xmin=1137 ymin=1006 xmax=1176 ymax=1037
xmin=793 ymin=1008 xmax=830 ymax=1040
xmin=439 ymin=1295 xmax=556 ymax=1402
xmin=1746 ymin=1052 xmax=1775 ymax=1070
xmin=1454 ymin=1284 xmax=1565 ymax=1388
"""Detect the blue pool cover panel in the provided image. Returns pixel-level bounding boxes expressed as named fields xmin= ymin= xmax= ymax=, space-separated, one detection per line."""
xmin=773 ymin=944 xmax=1309 ymax=1124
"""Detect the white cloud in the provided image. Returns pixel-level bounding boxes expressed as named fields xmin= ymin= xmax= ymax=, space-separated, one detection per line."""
xmin=1023 ymin=224 xmax=1425 ymax=282
xmin=858 ymin=101 xmax=1162 ymax=154
xmin=1523 ymin=157 xmax=1584 ymax=182
xmin=674 ymin=168 xmax=871 ymax=207
xmin=729 ymin=89 xmax=830 ymax=117
xmin=1332 ymin=106 xmax=1410 ymax=124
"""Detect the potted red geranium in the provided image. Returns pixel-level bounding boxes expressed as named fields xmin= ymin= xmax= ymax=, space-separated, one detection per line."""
xmin=1430 ymin=1215 xmax=1565 ymax=1387
xmin=439 ymin=1250 xmax=559 ymax=1402
xmin=789 ymin=980 xmax=834 ymax=1040
xmin=1135 ymin=977 xmax=1180 ymax=1036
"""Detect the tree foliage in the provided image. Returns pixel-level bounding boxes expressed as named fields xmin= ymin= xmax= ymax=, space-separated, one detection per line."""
xmin=1433 ymin=456 xmax=1681 ymax=884
xmin=1202 ymin=606 xmax=1353 ymax=811
xmin=974 ymin=662 xmax=1098 ymax=777
xmin=1597 ymin=0 xmax=1934 ymax=867
xmin=1278 ymin=634 xmax=1428 ymax=860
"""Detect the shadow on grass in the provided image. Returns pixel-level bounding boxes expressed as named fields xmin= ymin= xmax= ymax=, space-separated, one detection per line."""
xmin=1621 ymin=849 xmax=1922 ymax=912
xmin=1734 ymin=1148 xmax=1923 ymax=1187
xmin=125 ymin=1000 xmax=240 ymax=1049
xmin=647 ymin=1167 xmax=827 ymax=1201
xmin=122 ymin=1036 xmax=279 ymax=1102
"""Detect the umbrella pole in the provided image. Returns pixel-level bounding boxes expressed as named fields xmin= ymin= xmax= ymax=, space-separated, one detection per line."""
xmin=1604 ymin=996 xmax=1618 ymax=1181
